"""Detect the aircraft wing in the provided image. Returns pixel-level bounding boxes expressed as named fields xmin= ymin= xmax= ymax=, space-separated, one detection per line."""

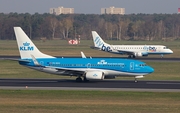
xmin=46 ymin=66 xmax=85 ymax=76
xmin=116 ymin=50 xmax=135 ymax=55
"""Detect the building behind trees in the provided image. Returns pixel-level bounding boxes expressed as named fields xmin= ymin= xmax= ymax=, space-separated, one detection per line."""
xmin=101 ymin=6 xmax=125 ymax=15
xmin=50 ymin=6 xmax=74 ymax=15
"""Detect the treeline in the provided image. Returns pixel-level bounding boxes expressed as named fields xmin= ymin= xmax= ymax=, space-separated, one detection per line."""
xmin=0 ymin=13 xmax=180 ymax=40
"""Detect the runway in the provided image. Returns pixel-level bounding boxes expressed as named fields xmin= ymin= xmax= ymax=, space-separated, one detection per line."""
xmin=0 ymin=79 xmax=180 ymax=92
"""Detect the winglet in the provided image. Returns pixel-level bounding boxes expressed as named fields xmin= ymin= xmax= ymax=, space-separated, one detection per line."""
xmin=31 ymin=55 xmax=41 ymax=66
xmin=81 ymin=51 xmax=86 ymax=58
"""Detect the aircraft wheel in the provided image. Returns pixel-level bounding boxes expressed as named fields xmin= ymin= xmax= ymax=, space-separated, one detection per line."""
xmin=161 ymin=54 xmax=164 ymax=58
xmin=134 ymin=78 xmax=138 ymax=83
xmin=76 ymin=77 xmax=82 ymax=82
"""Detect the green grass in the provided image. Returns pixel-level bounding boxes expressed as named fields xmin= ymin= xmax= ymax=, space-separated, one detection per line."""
xmin=0 ymin=40 xmax=180 ymax=57
xmin=0 ymin=60 xmax=180 ymax=80
xmin=0 ymin=90 xmax=180 ymax=113
xmin=0 ymin=60 xmax=70 ymax=79
xmin=142 ymin=61 xmax=180 ymax=80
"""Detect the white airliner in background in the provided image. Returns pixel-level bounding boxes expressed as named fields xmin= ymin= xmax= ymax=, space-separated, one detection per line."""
xmin=92 ymin=31 xmax=173 ymax=58
xmin=7 ymin=27 xmax=154 ymax=82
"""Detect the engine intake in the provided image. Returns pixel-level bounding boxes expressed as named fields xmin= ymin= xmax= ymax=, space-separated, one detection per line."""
xmin=85 ymin=71 xmax=104 ymax=80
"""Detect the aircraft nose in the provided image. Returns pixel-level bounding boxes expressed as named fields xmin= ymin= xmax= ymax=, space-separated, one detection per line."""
xmin=148 ymin=66 xmax=154 ymax=73
xmin=170 ymin=50 xmax=173 ymax=54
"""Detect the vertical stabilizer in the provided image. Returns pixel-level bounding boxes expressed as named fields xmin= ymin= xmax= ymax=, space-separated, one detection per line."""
xmin=14 ymin=27 xmax=55 ymax=59
xmin=92 ymin=31 xmax=110 ymax=48
xmin=92 ymin=31 xmax=112 ymax=51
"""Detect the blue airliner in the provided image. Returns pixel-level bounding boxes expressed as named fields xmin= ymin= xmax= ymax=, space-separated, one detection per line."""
xmin=13 ymin=27 xmax=154 ymax=82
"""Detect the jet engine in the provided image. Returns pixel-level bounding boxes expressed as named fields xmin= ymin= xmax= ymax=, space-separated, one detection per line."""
xmin=85 ymin=71 xmax=104 ymax=80
xmin=135 ymin=52 xmax=148 ymax=57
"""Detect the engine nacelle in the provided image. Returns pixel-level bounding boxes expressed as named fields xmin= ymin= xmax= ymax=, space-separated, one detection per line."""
xmin=135 ymin=75 xmax=144 ymax=79
xmin=135 ymin=52 xmax=148 ymax=57
xmin=85 ymin=71 xmax=104 ymax=80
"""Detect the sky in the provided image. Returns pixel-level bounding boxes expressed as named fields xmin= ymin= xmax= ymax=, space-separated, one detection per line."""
xmin=0 ymin=0 xmax=179 ymax=14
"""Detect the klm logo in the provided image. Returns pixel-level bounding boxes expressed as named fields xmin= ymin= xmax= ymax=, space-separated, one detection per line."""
xmin=20 ymin=42 xmax=34 ymax=51
xmin=93 ymin=74 xmax=98 ymax=77
xmin=98 ymin=60 xmax=107 ymax=65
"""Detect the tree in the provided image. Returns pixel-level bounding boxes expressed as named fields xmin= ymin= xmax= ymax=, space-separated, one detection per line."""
xmin=48 ymin=17 xmax=58 ymax=39
xmin=59 ymin=17 xmax=73 ymax=39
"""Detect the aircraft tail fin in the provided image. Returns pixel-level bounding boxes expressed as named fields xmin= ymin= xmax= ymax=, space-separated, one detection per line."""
xmin=14 ymin=27 xmax=55 ymax=59
xmin=92 ymin=31 xmax=112 ymax=52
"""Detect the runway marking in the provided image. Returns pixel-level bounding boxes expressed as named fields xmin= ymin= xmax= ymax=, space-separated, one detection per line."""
xmin=147 ymin=82 xmax=180 ymax=85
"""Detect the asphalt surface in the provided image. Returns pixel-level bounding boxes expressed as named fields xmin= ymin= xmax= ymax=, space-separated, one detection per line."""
xmin=0 ymin=79 xmax=180 ymax=92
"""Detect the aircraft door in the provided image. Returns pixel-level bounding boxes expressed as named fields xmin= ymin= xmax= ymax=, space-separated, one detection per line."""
xmin=40 ymin=61 xmax=44 ymax=66
xmin=143 ymin=45 xmax=148 ymax=52
xmin=87 ymin=63 xmax=91 ymax=69
xmin=130 ymin=62 xmax=134 ymax=70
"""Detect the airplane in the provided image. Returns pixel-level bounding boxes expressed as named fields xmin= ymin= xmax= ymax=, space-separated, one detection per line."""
xmin=92 ymin=31 xmax=173 ymax=58
xmin=12 ymin=27 xmax=154 ymax=82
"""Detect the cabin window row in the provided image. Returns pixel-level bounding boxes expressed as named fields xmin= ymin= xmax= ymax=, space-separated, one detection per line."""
xmin=48 ymin=64 xmax=125 ymax=67
xmin=115 ymin=47 xmax=145 ymax=50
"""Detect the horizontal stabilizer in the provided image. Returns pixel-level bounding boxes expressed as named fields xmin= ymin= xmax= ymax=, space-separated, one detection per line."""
xmin=1 ymin=58 xmax=31 ymax=62
xmin=90 ymin=46 xmax=101 ymax=50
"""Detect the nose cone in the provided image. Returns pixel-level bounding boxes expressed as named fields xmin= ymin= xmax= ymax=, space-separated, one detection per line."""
xmin=147 ymin=66 xmax=154 ymax=73
xmin=169 ymin=49 xmax=173 ymax=54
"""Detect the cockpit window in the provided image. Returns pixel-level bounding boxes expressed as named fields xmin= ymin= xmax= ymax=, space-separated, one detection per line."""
xmin=163 ymin=46 xmax=169 ymax=49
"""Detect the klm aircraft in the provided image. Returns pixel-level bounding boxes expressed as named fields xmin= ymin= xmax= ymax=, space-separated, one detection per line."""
xmin=92 ymin=31 xmax=173 ymax=58
xmin=13 ymin=27 xmax=154 ymax=82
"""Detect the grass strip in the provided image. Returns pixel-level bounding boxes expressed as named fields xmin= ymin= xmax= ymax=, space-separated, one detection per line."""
xmin=0 ymin=90 xmax=180 ymax=113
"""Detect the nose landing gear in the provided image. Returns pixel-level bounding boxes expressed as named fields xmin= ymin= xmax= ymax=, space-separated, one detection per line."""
xmin=161 ymin=54 xmax=164 ymax=58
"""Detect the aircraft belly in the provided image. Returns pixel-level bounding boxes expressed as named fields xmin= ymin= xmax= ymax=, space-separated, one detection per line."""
xmin=106 ymin=70 xmax=147 ymax=77
xmin=25 ymin=66 xmax=149 ymax=78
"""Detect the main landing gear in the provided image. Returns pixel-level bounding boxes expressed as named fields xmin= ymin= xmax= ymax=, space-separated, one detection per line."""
xmin=161 ymin=54 xmax=164 ymax=58
xmin=134 ymin=78 xmax=138 ymax=83
xmin=76 ymin=76 xmax=89 ymax=82
xmin=76 ymin=77 xmax=82 ymax=82
xmin=128 ymin=55 xmax=136 ymax=58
